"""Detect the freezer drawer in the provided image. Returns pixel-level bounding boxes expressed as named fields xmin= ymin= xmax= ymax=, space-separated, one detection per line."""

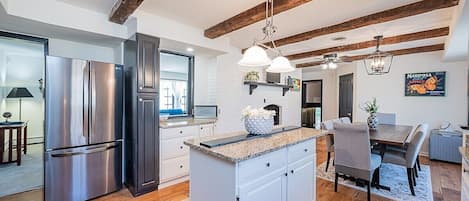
xmin=45 ymin=142 xmax=122 ymax=201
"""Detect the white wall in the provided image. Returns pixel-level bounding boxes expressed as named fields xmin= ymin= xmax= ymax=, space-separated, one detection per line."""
xmin=356 ymin=51 xmax=467 ymax=154
xmin=215 ymin=48 xmax=302 ymax=134
xmin=194 ymin=55 xmax=217 ymax=105
xmin=302 ymin=51 xmax=468 ymax=154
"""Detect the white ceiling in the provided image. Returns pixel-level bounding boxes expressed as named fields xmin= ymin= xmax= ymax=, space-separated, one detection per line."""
xmin=57 ymin=0 xmax=461 ymax=68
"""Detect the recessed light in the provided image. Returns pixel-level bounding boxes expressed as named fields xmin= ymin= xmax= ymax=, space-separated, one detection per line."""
xmin=331 ymin=37 xmax=347 ymax=41
xmin=186 ymin=47 xmax=194 ymax=52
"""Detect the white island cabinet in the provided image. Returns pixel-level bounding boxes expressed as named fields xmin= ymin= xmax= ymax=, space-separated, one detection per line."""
xmin=185 ymin=127 xmax=323 ymax=201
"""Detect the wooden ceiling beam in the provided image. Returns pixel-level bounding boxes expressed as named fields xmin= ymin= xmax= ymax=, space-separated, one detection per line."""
xmin=263 ymin=0 xmax=458 ymax=48
xmin=204 ymin=0 xmax=312 ymax=39
xmin=109 ymin=0 xmax=145 ymax=24
xmin=296 ymin=44 xmax=445 ymax=68
xmin=287 ymin=27 xmax=449 ymax=60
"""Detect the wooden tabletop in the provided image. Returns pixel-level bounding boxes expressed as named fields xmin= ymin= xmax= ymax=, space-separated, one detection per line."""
xmin=369 ymin=124 xmax=414 ymax=146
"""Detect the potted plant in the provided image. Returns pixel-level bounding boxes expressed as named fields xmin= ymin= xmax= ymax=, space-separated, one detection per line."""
xmin=362 ymin=98 xmax=379 ymax=130
xmin=242 ymin=106 xmax=275 ymax=135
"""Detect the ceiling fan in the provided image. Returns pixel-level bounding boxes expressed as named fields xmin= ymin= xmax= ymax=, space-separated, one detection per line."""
xmin=308 ymin=53 xmax=352 ymax=69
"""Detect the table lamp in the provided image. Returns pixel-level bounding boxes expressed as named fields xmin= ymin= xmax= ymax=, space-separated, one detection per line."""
xmin=6 ymin=87 xmax=33 ymax=121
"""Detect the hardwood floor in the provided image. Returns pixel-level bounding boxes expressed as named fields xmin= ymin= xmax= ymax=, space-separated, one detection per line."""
xmin=0 ymin=136 xmax=461 ymax=201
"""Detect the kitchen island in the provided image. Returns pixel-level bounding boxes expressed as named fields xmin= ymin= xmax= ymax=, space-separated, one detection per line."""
xmin=184 ymin=127 xmax=325 ymax=201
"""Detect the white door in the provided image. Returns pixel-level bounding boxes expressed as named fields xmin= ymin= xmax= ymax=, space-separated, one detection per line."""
xmin=239 ymin=169 xmax=287 ymax=201
xmin=287 ymin=157 xmax=315 ymax=201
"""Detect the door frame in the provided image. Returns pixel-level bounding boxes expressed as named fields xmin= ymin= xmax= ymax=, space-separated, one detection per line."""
xmin=302 ymin=79 xmax=323 ymax=127
xmin=0 ymin=30 xmax=49 ymax=198
xmin=338 ymin=73 xmax=354 ymax=121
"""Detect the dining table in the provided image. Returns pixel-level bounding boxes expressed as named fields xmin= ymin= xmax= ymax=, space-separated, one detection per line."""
xmin=369 ymin=124 xmax=414 ymax=146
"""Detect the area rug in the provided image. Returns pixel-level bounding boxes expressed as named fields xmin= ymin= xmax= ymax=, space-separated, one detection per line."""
xmin=0 ymin=144 xmax=43 ymax=197
xmin=316 ymin=162 xmax=433 ymax=201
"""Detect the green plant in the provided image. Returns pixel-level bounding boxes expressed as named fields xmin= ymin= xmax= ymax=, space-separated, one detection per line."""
xmin=362 ymin=97 xmax=379 ymax=114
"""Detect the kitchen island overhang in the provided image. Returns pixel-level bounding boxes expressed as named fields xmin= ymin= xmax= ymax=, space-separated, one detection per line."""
xmin=185 ymin=127 xmax=325 ymax=201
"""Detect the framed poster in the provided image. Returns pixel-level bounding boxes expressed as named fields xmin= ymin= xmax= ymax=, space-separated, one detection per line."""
xmin=405 ymin=71 xmax=446 ymax=96
xmin=292 ymin=78 xmax=301 ymax=91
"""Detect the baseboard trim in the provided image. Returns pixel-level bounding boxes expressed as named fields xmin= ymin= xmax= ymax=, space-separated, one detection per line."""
xmin=158 ymin=176 xmax=189 ymax=190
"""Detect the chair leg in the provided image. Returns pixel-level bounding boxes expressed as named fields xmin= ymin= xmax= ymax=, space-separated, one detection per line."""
xmin=367 ymin=180 xmax=371 ymax=201
xmin=407 ymin=168 xmax=416 ymax=196
xmin=417 ymin=157 xmax=422 ymax=171
xmin=334 ymin=173 xmax=339 ymax=192
xmin=326 ymin=152 xmax=331 ymax=172
xmin=414 ymin=164 xmax=419 ymax=178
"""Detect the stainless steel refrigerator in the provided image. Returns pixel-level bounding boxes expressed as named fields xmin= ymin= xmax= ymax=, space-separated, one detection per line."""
xmin=45 ymin=56 xmax=123 ymax=201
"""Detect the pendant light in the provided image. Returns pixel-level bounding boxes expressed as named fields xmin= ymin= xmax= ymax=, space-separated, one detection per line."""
xmin=363 ymin=36 xmax=393 ymax=75
xmin=238 ymin=0 xmax=295 ymax=73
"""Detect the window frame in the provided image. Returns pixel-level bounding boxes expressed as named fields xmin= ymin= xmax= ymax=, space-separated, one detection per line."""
xmin=159 ymin=49 xmax=195 ymax=118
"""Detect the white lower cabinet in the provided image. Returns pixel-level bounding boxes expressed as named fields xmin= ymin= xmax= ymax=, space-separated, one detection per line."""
xmin=159 ymin=123 xmax=215 ymax=187
xmin=287 ymin=156 xmax=315 ymax=201
xmin=239 ymin=168 xmax=287 ymax=201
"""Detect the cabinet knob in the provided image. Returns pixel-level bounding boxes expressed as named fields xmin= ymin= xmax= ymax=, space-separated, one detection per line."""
xmin=464 ymin=169 xmax=469 ymax=173
xmin=291 ymin=170 xmax=294 ymax=174
xmin=304 ymin=148 xmax=308 ymax=152
xmin=284 ymin=173 xmax=288 ymax=176
xmin=139 ymin=86 xmax=143 ymax=90
xmin=200 ymin=127 xmax=203 ymax=130
xmin=138 ymin=98 xmax=143 ymax=102
xmin=179 ymin=131 xmax=183 ymax=134
xmin=180 ymin=165 xmax=183 ymax=169
xmin=266 ymin=162 xmax=270 ymax=167
xmin=180 ymin=146 xmax=183 ymax=149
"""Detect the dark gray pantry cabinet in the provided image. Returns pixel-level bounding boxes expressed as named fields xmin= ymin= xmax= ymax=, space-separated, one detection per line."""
xmin=124 ymin=33 xmax=160 ymax=196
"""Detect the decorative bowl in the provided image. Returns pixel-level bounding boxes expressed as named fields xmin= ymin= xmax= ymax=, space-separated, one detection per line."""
xmin=244 ymin=116 xmax=274 ymax=135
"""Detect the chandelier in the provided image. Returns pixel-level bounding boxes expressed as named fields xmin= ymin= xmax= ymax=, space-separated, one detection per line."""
xmin=238 ymin=0 xmax=294 ymax=73
xmin=363 ymin=35 xmax=393 ymax=75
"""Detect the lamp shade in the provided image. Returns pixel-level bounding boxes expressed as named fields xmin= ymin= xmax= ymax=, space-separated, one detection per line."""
xmin=266 ymin=56 xmax=295 ymax=73
xmin=238 ymin=45 xmax=272 ymax=67
xmin=7 ymin=87 xmax=33 ymax=98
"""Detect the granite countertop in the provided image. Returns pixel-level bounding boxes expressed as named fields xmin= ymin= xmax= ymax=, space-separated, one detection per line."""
xmin=160 ymin=118 xmax=217 ymax=128
xmin=460 ymin=147 xmax=469 ymax=164
xmin=184 ymin=127 xmax=326 ymax=163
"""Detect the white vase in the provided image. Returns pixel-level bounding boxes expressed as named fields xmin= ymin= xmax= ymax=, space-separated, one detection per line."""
xmin=244 ymin=116 xmax=274 ymax=135
xmin=367 ymin=113 xmax=379 ymax=130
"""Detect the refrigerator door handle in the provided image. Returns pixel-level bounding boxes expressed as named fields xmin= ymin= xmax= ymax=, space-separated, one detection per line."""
xmin=83 ymin=63 xmax=90 ymax=140
xmin=90 ymin=64 xmax=96 ymax=141
xmin=50 ymin=144 xmax=119 ymax=157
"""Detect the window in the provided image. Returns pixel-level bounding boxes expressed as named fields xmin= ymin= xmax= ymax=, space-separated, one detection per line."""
xmin=159 ymin=51 xmax=194 ymax=117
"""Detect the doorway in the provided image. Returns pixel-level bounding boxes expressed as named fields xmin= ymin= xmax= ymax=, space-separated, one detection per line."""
xmin=339 ymin=73 xmax=353 ymax=121
xmin=0 ymin=31 xmax=48 ymax=199
xmin=302 ymin=80 xmax=322 ymax=129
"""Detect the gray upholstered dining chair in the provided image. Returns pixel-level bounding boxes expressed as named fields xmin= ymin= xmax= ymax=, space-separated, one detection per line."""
xmin=333 ymin=122 xmax=382 ymax=201
xmin=340 ymin=117 xmax=352 ymax=124
xmin=321 ymin=120 xmax=334 ymax=172
xmin=382 ymin=123 xmax=429 ymax=196
xmin=376 ymin=113 xmax=396 ymax=125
